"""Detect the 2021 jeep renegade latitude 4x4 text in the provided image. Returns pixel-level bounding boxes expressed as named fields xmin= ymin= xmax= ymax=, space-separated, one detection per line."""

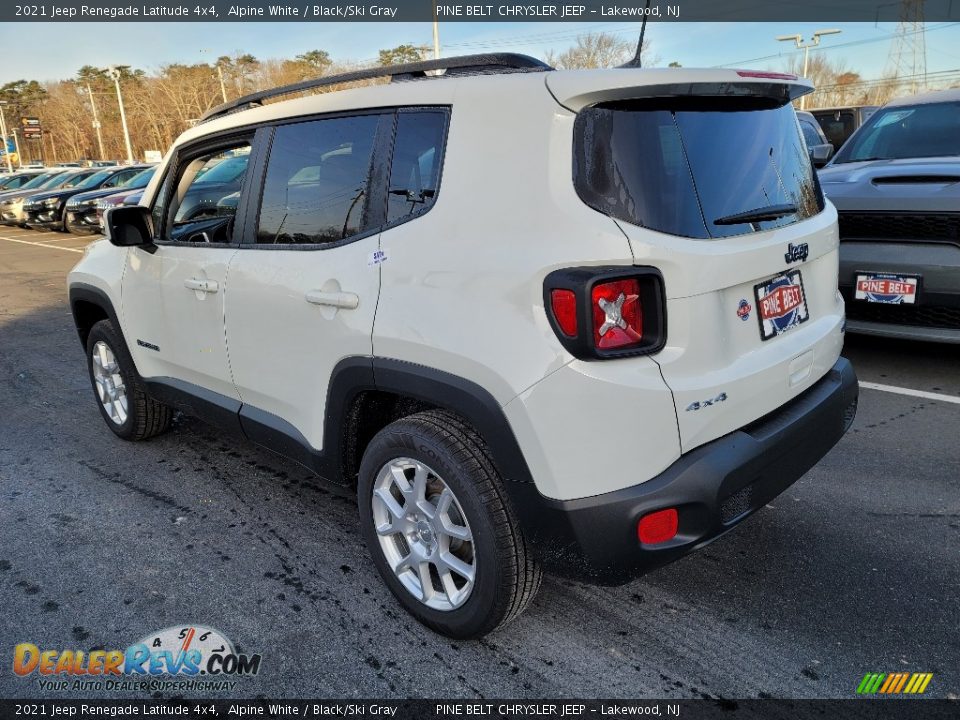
xmin=67 ymin=54 xmax=858 ymax=639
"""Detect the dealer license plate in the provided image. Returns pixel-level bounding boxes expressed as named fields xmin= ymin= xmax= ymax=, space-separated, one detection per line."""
xmin=854 ymin=272 xmax=919 ymax=305
xmin=754 ymin=269 xmax=810 ymax=341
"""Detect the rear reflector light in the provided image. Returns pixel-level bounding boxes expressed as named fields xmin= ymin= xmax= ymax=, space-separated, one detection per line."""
xmin=637 ymin=508 xmax=678 ymax=545
xmin=736 ymin=70 xmax=798 ymax=80
xmin=591 ymin=279 xmax=643 ymax=350
xmin=550 ymin=289 xmax=578 ymax=337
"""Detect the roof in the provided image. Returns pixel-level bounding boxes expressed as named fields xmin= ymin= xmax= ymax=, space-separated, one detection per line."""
xmin=174 ymin=60 xmax=814 ymax=149
xmin=199 ymin=52 xmax=551 ymax=123
xmin=886 ymin=87 xmax=960 ymax=107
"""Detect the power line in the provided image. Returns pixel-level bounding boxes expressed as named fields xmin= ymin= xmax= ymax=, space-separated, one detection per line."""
xmin=815 ymin=66 xmax=960 ymax=91
xmin=713 ymin=21 xmax=960 ymax=69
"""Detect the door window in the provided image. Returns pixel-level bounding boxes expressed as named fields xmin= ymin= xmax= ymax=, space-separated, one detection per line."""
xmin=153 ymin=141 xmax=252 ymax=244
xmin=257 ymin=115 xmax=379 ymax=245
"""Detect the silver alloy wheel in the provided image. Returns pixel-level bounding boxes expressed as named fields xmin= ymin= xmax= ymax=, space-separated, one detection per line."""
xmin=91 ymin=340 xmax=128 ymax=426
xmin=371 ymin=457 xmax=476 ymax=611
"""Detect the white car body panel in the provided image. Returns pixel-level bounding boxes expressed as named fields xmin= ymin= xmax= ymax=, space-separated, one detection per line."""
xmin=122 ymin=245 xmax=239 ymax=400
xmin=224 ymin=236 xmax=381 ymax=452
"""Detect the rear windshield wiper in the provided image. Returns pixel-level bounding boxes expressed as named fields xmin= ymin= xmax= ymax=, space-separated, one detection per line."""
xmin=713 ymin=203 xmax=797 ymax=226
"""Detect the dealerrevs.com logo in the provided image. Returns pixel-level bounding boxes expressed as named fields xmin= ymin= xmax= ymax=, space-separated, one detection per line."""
xmin=13 ymin=625 xmax=261 ymax=692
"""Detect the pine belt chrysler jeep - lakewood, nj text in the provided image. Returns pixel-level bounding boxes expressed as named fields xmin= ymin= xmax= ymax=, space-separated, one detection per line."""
xmin=67 ymin=54 xmax=858 ymax=639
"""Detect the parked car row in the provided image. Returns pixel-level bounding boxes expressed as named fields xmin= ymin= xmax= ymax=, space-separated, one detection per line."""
xmin=0 ymin=164 xmax=156 ymax=234
xmin=817 ymin=88 xmax=960 ymax=344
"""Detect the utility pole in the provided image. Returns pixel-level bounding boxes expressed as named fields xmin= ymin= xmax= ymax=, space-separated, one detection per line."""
xmin=46 ymin=131 xmax=57 ymax=164
xmin=215 ymin=63 xmax=228 ymax=102
xmin=432 ymin=3 xmax=440 ymax=60
xmin=107 ymin=66 xmax=135 ymax=164
xmin=86 ymin=84 xmax=106 ymax=160
xmin=776 ymin=29 xmax=843 ymax=110
xmin=200 ymin=49 xmax=229 ymax=103
xmin=0 ymin=102 xmax=12 ymax=173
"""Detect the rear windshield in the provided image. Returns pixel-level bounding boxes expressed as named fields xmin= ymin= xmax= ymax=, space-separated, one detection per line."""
xmin=831 ymin=101 xmax=960 ymax=163
xmin=574 ymin=99 xmax=824 ymax=239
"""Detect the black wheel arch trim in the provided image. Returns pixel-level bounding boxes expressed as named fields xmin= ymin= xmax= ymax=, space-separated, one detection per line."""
xmin=369 ymin=358 xmax=534 ymax=485
xmin=68 ymin=283 xmax=122 ymax=347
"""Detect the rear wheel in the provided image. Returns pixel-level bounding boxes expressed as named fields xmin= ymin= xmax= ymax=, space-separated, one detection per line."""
xmin=358 ymin=410 xmax=541 ymax=639
xmin=86 ymin=319 xmax=172 ymax=441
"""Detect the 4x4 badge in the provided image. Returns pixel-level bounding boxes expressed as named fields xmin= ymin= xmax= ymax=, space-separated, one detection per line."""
xmin=686 ymin=392 xmax=728 ymax=412
xmin=784 ymin=242 xmax=809 ymax=264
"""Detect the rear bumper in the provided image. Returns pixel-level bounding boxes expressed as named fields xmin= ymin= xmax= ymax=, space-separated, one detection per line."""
xmin=505 ymin=356 xmax=858 ymax=584
xmin=839 ymin=240 xmax=960 ymax=338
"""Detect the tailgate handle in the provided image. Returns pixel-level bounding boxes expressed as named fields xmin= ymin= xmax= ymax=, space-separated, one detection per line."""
xmin=305 ymin=290 xmax=359 ymax=310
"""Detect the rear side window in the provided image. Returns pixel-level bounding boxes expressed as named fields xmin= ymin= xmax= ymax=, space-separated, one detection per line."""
xmin=812 ymin=111 xmax=856 ymax=148
xmin=387 ymin=111 xmax=446 ymax=225
xmin=574 ymin=99 xmax=824 ymax=239
xmin=257 ymin=115 xmax=379 ymax=245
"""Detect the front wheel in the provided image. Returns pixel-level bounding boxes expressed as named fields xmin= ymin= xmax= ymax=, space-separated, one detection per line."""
xmin=358 ymin=410 xmax=541 ymax=639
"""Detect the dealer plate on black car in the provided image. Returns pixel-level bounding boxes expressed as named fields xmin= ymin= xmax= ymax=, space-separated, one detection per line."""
xmin=754 ymin=269 xmax=809 ymax=341
xmin=854 ymin=272 xmax=919 ymax=305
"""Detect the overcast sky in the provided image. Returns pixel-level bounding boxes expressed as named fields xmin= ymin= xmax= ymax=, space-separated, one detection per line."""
xmin=1 ymin=21 xmax=958 ymax=84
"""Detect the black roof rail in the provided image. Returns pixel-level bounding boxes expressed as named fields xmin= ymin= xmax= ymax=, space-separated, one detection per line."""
xmin=199 ymin=53 xmax=553 ymax=123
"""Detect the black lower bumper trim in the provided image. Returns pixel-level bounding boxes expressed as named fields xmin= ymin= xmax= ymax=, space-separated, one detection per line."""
xmin=504 ymin=356 xmax=859 ymax=584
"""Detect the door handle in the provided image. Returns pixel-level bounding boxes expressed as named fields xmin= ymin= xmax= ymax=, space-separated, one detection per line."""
xmin=305 ymin=290 xmax=359 ymax=310
xmin=184 ymin=278 xmax=219 ymax=294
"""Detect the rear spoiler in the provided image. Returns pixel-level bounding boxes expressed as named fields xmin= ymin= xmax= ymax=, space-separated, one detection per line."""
xmin=546 ymin=68 xmax=814 ymax=112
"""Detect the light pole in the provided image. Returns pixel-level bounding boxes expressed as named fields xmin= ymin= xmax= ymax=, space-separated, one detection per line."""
xmin=432 ymin=3 xmax=440 ymax=59
xmin=12 ymin=127 xmax=23 ymax=167
xmin=107 ymin=66 xmax=135 ymax=164
xmin=86 ymin=84 xmax=106 ymax=160
xmin=0 ymin=101 xmax=12 ymax=173
xmin=776 ymin=29 xmax=842 ymax=109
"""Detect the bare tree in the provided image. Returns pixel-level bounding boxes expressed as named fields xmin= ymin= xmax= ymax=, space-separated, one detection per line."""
xmin=545 ymin=32 xmax=653 ymax=70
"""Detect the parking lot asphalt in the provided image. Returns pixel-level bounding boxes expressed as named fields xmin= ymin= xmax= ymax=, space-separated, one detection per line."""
xmin=0 ymin=225 xmax=957 ymax=701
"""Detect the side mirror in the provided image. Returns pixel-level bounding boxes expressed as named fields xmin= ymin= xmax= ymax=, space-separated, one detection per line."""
xmin=106 ymin=205 xmax=154 ymax=247
xmin=810 ymin=143 xmax=835 ymax=168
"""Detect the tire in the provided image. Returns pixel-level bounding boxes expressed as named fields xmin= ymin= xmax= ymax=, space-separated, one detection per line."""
xmin=358 ymin=410 xmax=541 ymax=639
xmin=85 ymin=319 xmax=172 ymax=441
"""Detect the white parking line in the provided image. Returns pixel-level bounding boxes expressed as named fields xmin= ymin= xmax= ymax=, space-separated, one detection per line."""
xmin=0 ymin=234 xmax=84 ymax=253
xmin=860 ymin=381 xmax=960 ymax=406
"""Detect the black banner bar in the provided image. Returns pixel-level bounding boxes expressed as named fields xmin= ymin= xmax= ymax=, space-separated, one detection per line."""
xmin=4 ymin=0 xmax=960 ymax=23
xmin=0 ymin=699 xmax=958 ymax=719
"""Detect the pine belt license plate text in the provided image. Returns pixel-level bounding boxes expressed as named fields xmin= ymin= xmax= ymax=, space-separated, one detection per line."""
xmin=854 ymin=272 xmax=919 ymax=305
xmin=754 ymin=269 xmax=810 ymax=341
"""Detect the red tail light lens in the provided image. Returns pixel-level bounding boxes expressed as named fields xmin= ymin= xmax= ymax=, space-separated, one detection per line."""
xmin=637 ymin=508 xmax=678 ymax=545
xmin=591 ymin=279 xmax=643 ymax=350
xmin=549 ymin=289 xmax=578 ymax=337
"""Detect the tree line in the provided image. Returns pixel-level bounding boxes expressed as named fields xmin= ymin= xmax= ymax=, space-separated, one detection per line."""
xmin=0 ymin=43 xmax=432 ymax=163
xmin=1 ymin=30 xmax=911 ymax=165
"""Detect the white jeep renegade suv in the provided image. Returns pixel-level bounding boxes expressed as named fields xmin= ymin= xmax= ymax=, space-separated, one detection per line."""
xmin=67 ymin=54 xmax=858 ymax=639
